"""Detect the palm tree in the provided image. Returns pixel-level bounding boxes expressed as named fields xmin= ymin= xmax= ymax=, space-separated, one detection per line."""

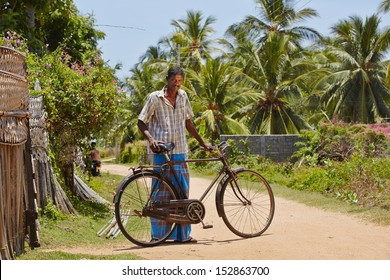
xmin=185 ymin=58 xmax=254 ymax=139
xmin=236 ymin=33 xmax=313 ymax=134
xmin=379 ymin=0 xmax=390 ymax=12
xmin=223 ymin=0 xmax=319 ymax=134
xmin=160 ymin=10 xmax=218 ymax=70
xmin=226 ymin=0 xmax=321 ymax=51
xmin=138 ymin=45 xmax=169 ymax=63
xmin=122 ymin=62 xmax=167 ymax=142
xmin=318 ymin=14 xmax=390 ymax=123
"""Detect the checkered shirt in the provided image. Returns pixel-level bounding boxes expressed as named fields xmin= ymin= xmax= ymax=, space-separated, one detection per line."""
xmin=138 ymin=87 xmax=194 ymax=154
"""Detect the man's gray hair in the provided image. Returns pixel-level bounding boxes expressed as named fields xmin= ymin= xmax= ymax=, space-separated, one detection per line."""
xmin=167 ymin=66 xmax=185 ymax=78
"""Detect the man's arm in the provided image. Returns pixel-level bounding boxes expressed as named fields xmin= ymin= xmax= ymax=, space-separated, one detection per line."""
xmin=137 ymin=119 xmax=160 ymax=152
xmin=185 ymin=119 xmax=213 ymax=151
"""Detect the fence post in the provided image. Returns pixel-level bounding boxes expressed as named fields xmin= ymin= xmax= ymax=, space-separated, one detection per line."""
xmin=24 ymin=121 xmax=40 ymax=248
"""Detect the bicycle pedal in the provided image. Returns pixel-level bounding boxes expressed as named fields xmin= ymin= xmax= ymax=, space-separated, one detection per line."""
xmin=203 ymin=224 xmax=213 ymax=229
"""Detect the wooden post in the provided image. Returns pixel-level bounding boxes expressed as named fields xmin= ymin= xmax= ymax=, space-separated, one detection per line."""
xmin=24 ymin=121 xmax=40 ymax=248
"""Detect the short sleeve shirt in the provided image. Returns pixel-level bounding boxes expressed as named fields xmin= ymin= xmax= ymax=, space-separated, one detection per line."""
xmin=138 ymin=87 xmax=194 ymax=154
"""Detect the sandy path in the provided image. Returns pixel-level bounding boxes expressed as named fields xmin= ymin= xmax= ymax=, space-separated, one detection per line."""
xmin=65 ymin=163 xmax=390 ymax=260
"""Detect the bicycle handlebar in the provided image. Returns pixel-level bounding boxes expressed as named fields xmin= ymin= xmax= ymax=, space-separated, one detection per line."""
xmin=155 ymin=141 xmax=229 ymax=155
xmin=190 ymin=141 xmax=229 ymax=153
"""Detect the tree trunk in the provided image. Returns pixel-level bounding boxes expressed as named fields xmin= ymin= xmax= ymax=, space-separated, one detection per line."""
xmin=57 ymin=140 xmax=77 ymax=196
xmin=60 ymin=161 xmax=76 ymax=195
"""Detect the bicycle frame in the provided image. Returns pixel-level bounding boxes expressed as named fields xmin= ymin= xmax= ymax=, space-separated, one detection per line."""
xmin=116 ymin=141 xmax=253 ymax=225
xmin=134 ymin=145 xmax=234 ymax=204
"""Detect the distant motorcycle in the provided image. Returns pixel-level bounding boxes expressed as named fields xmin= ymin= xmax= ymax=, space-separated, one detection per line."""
xmin=90 ymin=160 xmax=101 ymax=177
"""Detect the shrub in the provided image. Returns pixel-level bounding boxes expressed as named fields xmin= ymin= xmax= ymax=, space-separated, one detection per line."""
xmin=119 ymin=141 xmax=147 ymax=164
xmin=294 ymin=121 xmax=390 ymax=164
xmin=290 ymin=121 xmax=390 ymax=208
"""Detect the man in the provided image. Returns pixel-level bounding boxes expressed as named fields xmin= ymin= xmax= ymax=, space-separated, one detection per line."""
xmin=89 ymin=140 xmax=101 ymax=176
xmin=137 ymin=66 xmax=212 ymax=243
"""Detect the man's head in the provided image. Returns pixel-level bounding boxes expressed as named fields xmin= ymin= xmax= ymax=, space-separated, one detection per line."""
xmin=166 ymin=66 xmax=185 ymax=93
xmin=167 ymin=66 xmax=185 ymax=79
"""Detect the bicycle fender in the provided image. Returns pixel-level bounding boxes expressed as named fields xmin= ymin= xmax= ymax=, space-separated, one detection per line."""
xmin=112 ymin=170 xmax=162 ymax=204
xmin=215 ymin=167 xmax=245 ymax=217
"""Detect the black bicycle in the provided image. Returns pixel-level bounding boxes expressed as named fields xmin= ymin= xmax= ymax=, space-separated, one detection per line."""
xmin=113 ymin=141 xmax=275 ymax=247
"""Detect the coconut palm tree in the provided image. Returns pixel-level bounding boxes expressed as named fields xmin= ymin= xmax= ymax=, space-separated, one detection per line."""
xmin=226 ymin=0 xmax=321 ymax=51
xmin=185 ymin=58 xmax=254 ymax=139
xmin=318 ymin=14 xmax=390 ymax=123
xmin=234 ymin=33 xmax=313 ymax=134
xmin=121 ymin=62 xmax=167 ymax=142
xmin=223 ymin=0 xmax=319 ymax=134
xmin=138 ymin=45 xmax=169 ymax=63
xmin=160 ymin=10 xmax=218 ymax=70
xmin=379 ymin=0 xmax=390 ymax=12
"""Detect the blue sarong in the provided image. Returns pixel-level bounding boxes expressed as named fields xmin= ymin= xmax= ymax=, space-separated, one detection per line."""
xmin=151 ymin=153 xmax=191 ymax=241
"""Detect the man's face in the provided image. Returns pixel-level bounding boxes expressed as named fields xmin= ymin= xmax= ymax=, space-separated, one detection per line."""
xmin=166 ymin=74 xmax=183 ymax=92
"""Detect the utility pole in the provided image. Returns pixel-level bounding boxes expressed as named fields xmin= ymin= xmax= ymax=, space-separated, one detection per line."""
xmin=177 ymin=44 xmax=180 ymax=66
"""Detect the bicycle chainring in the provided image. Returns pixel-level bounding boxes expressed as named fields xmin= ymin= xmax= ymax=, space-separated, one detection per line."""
xmin=185 ymin=200 xmax=205 ymax=223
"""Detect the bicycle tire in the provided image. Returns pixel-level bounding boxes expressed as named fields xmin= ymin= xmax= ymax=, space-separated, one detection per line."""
xmin=220 ymin=169 xmax=275 ymax=238
xmin=114 ymin=171 xmax=179 ymax=247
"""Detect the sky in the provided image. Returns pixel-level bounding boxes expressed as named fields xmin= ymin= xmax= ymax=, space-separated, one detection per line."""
xmin=73 ymin=0 xmax=389 ymax=80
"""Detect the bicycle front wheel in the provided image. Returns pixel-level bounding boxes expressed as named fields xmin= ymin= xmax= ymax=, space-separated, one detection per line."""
xmin=114 ymin=171 xmax=178 ymax=247
xmin=220 ymin=169 xmax=275 ymax=238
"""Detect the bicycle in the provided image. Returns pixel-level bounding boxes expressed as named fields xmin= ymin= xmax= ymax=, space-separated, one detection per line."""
xmin=113 ymin=141 xmax=275 ymax=247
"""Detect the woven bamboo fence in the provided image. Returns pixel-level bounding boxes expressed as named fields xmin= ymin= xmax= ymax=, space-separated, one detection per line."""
xmin=29 ymin=96 xmax=78 ymax=215
xmin=0 ymin=46 xmax=27 ymax=77
xmin=0 ymin=46 xmax=37 ymax=259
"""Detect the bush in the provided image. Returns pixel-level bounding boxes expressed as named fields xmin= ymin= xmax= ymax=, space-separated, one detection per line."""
xmin=119 ymin=141 xmax=147 ymax=164
xmin=289 ymin=122 xmax=390 ymax=208
xmin=294 ymin=121 xmax=390 ymax=164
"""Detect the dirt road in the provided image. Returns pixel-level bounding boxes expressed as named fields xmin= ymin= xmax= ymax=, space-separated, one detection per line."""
xmin=68 ymin=163 xmax=390 ymax=260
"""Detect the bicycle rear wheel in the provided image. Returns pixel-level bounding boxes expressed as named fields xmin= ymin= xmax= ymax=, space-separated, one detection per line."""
xmin=220 ymin=169 xmax=275 ymax=238
xmin=114 ymin=171 xmax=178 ymax=247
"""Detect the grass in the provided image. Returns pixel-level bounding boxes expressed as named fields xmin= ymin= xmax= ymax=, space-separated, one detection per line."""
xmin=17 ymin=213 xmax=145 ymax=260
xmin=16 ymin=172 xmax=144 ymax=260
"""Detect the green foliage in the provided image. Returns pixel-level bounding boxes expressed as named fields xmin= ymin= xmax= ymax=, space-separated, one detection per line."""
xmin=41 ymin=199 xmax=65 ymax=220
xmin=289 ymin=122 xmax=390 ymax=208
xmin=119 ymin=140 xmax=148 ymax=164
xmin=288 ymin=156 xmax=390 ymax=208
xmin=70 ymin=198 xmax=110 ymax=218
xmin=293 ymin=121 xmax=390 ymax=164
xmin=320 ymin=14 xmax=390 ymax=123
xmin=26 ymin=47 xmax=121 ymax=194
xmin=27 ymin=49 xmax=120 ymax=142
xmin=1 ymin=0 xmax=104 ymax=58
xmin=1 ymin=2 xmax=118 ymax=195
xmin=0 ymin=30 xmax=28 ymax=51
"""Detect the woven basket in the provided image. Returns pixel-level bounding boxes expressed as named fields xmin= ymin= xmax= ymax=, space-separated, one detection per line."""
xmin=0 ymin=46 xmax=27 ymax=76
xmin=0 ymin=117 xmax=28 ymax=145
xmin=0 ymin=70 xmax=29 ymax=111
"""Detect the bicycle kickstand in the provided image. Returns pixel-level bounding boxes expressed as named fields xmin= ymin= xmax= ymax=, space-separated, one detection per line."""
xmin=195 ymin=210 xmax=213 ymax=229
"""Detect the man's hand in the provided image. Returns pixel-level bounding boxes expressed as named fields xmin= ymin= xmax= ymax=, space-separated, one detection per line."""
xmin=148 ymin=137 xmax=164 ymax=153
xmin=201 ymin=143 xmax=214 ymax=152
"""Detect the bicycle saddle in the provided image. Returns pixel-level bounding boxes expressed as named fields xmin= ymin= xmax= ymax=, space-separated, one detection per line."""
xmin=156 ymin=142 xmax=175 ymax=153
